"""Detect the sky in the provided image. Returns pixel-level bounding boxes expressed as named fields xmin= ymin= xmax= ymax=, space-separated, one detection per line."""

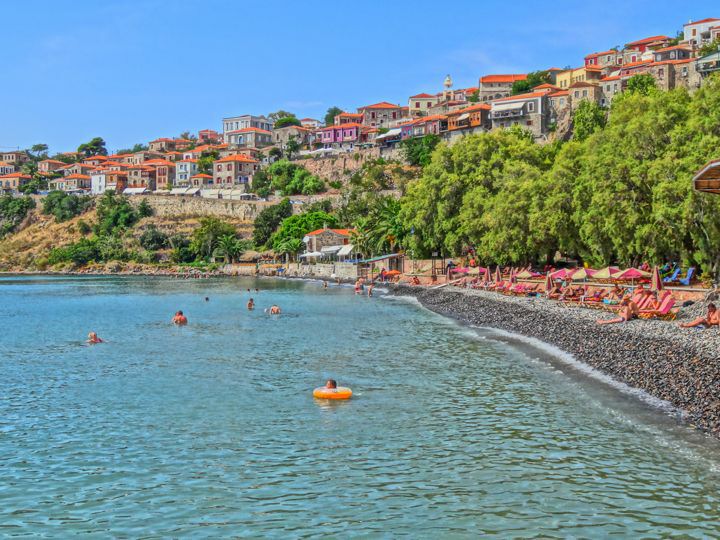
xmin=1 ymin=0 xmax=717 ymax=154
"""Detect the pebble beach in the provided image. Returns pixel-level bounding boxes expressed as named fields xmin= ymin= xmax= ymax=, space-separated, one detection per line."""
xmin=394 ymin=284 xmax=720 ymax=437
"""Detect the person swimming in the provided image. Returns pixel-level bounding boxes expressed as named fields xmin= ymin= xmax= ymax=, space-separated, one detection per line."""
xmin=204 ymin=297 xmax=209 ymax=302
xmin=172 ymin=310 xmax=188 ymax=325
xmin=269 ymin=305 xmax=281 ymax=315
xmin=325 ymin=379 xmax=337 ymax=389
xmin=87 ymin=331 xmax=103 ymax=344
xmin=247 ymin=298 xmax=255 ymax=310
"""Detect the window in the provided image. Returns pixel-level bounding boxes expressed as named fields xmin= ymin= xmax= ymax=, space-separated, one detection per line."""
xmin=392 ymin=112 xmax=397 ymax=119
xmin=216 ymin=165 xmax=221 ymax=172
xmin=682 ymin=67 xmax=688 ymax=77
xmin=415 ymin=102 xmax=420 ymax=108
xmin=527 ymin=101 xmax=534 ymax=112
xmin=582 ymin=90 xmax=588 ymax=97
xmin=575 ymin=91 xmax=580 ymax=98
xmin=226 ymin=164 xmax=232 ymax=171
xmin=526 ymin=120 xmax=532 ymax=126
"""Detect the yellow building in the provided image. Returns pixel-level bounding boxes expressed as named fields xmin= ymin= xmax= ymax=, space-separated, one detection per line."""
xmin=555 ymin=66 xmax=603 ymax=89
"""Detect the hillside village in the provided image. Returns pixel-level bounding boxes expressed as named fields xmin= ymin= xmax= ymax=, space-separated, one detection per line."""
xmin=2 ymin=16 xmax=720 ymax=200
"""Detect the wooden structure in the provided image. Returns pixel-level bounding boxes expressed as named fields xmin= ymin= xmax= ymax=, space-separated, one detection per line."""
xmin=693 ymin=159 xmax=720 ymax=194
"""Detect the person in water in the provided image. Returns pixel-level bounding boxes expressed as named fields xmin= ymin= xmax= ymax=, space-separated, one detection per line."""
xmin=87 ymin=332 xmax=103 ymax=344
xmin=204 ymin=297 xmax=209 ymax=302
xmin=269 ymin=305 xmax=281 ymax=315
xmin=325 ymin=379 xmax=337 ymax=389
xmin=172 ymin=310 xmax=188 ymax=325
xmin=247 ymin=298 xmax=255 ymax=310
xmin=323 ymin=280 xmax=328 ymax=289
xmin=367 ymin=282 xmax=374 ymax=297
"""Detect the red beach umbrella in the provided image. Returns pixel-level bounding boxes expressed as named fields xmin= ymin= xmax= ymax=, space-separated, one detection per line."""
xmin=494 ymin=266 xmax=501 ymax=283
xmin=550 ymin=268 xmax=569 ymax=280
xmin=650 ymin=265 xmax=663 ymax=292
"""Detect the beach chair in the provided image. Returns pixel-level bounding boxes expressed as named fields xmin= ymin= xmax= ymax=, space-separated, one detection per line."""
xmin=639 ymin=295 xmax=677 ymax=320
xmin=678 ymin=267 xmax=695 ymax=286
xmin=662 ymin=267 xmax=681 ymax=283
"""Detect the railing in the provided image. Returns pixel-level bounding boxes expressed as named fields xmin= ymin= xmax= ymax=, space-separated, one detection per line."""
xmin=490 ymin=110 xmax=525 ymax=119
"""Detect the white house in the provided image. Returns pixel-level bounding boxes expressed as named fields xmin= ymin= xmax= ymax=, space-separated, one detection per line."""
xmin=175 ymin=159 xmax=198 ymax=186
xmin=684 ymin=18 xmax=720 ymax=48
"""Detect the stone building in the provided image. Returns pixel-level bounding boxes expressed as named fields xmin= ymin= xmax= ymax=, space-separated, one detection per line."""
xmin=477 ymin=74 xmax=527 ymax=101
xmin=490 ymin=91 xmax=550 ymax=139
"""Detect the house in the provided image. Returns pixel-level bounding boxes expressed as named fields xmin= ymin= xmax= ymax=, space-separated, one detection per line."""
xmin=445 ymin=104 xmax=491 ymax=140
xmin=164 ymin=151 xmax=185 ymax=162
xmin=651 ymin=58 xmax=700 ymax=91
xmin=0 ymin=151 xmax=29 ymax=166
xmin=683 ymin=18 xmax=720 ymax=49
xmin=622 ymin=35 xmax=671 ymax=64
xmin=653 ymin=45 xmax=692 ymax=63
xmin=149 ymin=138 xmax=177 ymax=152
xmin=477 ymin=74 xmax=527 ymax=101
xmin=303 ymin=228 xmax=353 ymax=255
xmin=149 ymin=160 xmax=176 ymax=191
xmin=127 ymin=165 xmax=156 ymax=190
xmin=599 ymin=76 xmax=622 ymax=105
xmin=176 ymin=159 xmax=198 ymax=186
xmin=273 ymin=125 xmax=312 ymax=150
xmin=198 ymin=129 xmax=220 ymax=143
xmin=584 ymin=50 xmax=621 ymax=71
xmin=0 ymin=172 xmax=31 ymax=193
xmin=103 ymin=170 xmax=129 ymax=193
xmin=334 ymin=112 xmax=364 ymax=125
xmin=490 ymin=91 xmax=550 ymax=139
xmin=300 ymin=118 xmax=322 ymax=129
xmin=555 ymin=66 xmax=603 ymax=90
xmin=190 ymin=173 xmax=214 ymax=188
xmin=224 ymin=127 xmax=273 ymax=148
xmin=61 ymin=163 xmax=96 ymax=177
xmin=400 ymin=114 xmax=448 ymax=140
xmin=174 ymin=139 xmax=193 ymax=151
xmin=0 ymin=161 xmax=15 ymax=175
xmin=357 ymin=102 xmax=407 ymax=128
xmin=212 ymin=154 xmax=259 ymax=188
xmin=548 ymin=90 xmax=570 ymax=114
xmin=222 ymin=114 xmax=274 ymax=142
xmin=318 ymin=123 xmax=375 ymax=150
xmin=696 ymin=49 xmax=720 ymax=79
xmin=49 ymin=173 xmax=91 ymax=192
xmin=408 ymin=93 xmax=439 ymax=117
xmin=568 ymin=81 xmax=601 ymax=109
xmin=129 ymin=150 xmax=166 ymax=165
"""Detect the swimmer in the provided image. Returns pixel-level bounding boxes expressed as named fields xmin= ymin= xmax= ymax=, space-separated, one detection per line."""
xmin=269 ymin=305 xmax=281 ymax=315
xmin=87 ymin=331 xmax=103 ymax=344
xmin=204 ymin=297 xmax=209 ymax=302
xmin=323 ymin=280 xmax=328 ymax=289
xmin=325 ymin=379 xmax=337 ymax=389
xmin=247 ymin=298 xmax=255 ymax=310
xmin=367 ymin=283 xmax=374 ymax=297
xmin=247 ymin=288 xmax=251 ymax=293
xmin=255 ymin=288 xmax=259 ymax=293
xmin=172 ymin=310 xmax=188 ymax=325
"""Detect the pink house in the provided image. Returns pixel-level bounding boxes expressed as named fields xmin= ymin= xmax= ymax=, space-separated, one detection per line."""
xmin=320 ymin=122 xmax=362 ymax=149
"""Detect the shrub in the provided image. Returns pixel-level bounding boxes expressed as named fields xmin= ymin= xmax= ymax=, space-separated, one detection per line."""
xmin=139 ymin=225 xmax=168 ymax=250
xmin=42 ymin=191 xmax=92 ymax=222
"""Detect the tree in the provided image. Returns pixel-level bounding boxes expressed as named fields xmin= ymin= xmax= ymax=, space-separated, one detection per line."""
xmin=268 ymin=147 xmax=283 ymax=161
xmin=94 ymin=191 xmax=139 ymax=236
xmin=274 ymin=237 xmax=304 ymax=262
xmin=699 ymin=37 xmax=720 ymax=57
xmin=253 ymin=198 xmax=292 ymax=247
xmin=77 ymin=137 xmax=108 ymax=157
xmin=275 ymin=116 xmax=301 ymax=128
xmin=117 ymin=143 xmax=149 ymax=154
xmin=213 ymin=234 xmax=250 ymax=263
xmin=178 ymin=131 xmax=196 ymax=140
xmin=0 ymin=195 xmax=35 ymax=238
xmin=42 ymin=191 xmax=93 ymax=222
xmin=285 ymin=135 xmax=301 ymax=159
xmin=271 ymin=211 xmax=338 ymax=249
xmin=572 ymin=100 xmax=607 ymax=141
xmin=250 ymin=169 xmax=272 ymax=198
xmin=268 ymin=110 xmax=294 ymax=122
xmin=467 ymin=89 xmax=480 ymax=103
xmin=139 ymin=225 xmax=169 ymax=250
xmin=190 ymin=217 xmax=237 ymax=260
xmin=265 ymin=160 xmax=325 ymax=195
xmin=511 ymin=71 xmax=551 ymax=95
xmin=29 ymin=144 xmax=49 ymax=160
xmin=197 ymin=150 xmax=219 ymax=174
xmin=625 ymin=74 xmax=657 ymax=96
xmin=400 ymin=134 xmax=441 ymax=167
xmin=324 ymin=106 xmax=343 ymax=126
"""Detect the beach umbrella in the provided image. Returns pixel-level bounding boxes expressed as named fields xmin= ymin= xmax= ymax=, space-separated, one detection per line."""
xmin=550 ymin=268 xmax=570 ymax=280
xmin=483 ymin=267 xmax=490 ymax=282
xmin=612 ymin=268 xmax=651 ymax=280
xmin=569 ymin=268 xmax=596 ymax=281
xmin=593 ymin=266 xmax=620 ymax=279
xmin=650 ymin=265 xmax=663 ymax=292
xmin=510 ymin=268 xmax=517 ymax=283
xmin=494 ymin=266 xmax=501 ymax=282
xmin=516 ymin=269 xmax=533 ymax=279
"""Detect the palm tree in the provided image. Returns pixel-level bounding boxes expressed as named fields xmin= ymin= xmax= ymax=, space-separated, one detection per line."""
xmin=214 ymin=234 xmax=242 ymax=263
xmin=368 ymin=197 xmax=405 ymax=254
xmin=276 ymin=238 xmax=304 ymax=263
xmin=351 ymin=218 xmax=374 ymax=259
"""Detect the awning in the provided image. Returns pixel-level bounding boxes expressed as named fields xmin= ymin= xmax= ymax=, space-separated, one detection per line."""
xmin=337 ymin=244 xmax=354 ymax=257
xmin=299 ymin=251 xmax=323 ymax=258
xmin=375 ymin=128 xmax=402 ymax=140
xmin=492 ymin=102 xmax=525 ymax=112
xmin=693 ymin=159 xmax=720 ymax=194
xmin=321 ymin=245 xmax=343 ymax=254
xmin=456 ymin=113 xmax=470 ymax=121
xmin=170 ymin=187 xmax=188 ymax=194
xmin=361 ymin=253 xmax=402 ymax=263
xmin=123 ymin=187 xmax=149 ymax=194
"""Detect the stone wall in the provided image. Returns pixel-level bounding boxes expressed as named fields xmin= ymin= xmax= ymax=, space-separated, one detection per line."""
xmin=130 ymin=195 xmax=274 ymax=222
xmin=299 ymin=147 xmax=403 ymax=182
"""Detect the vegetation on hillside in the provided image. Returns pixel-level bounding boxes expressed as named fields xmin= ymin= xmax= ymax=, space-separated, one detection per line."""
xmin=0 ymin=196 xmax=35 ymax=238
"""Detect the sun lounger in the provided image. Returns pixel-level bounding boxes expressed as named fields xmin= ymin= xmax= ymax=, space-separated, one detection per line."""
xmin=639 ymin=295 xmax=678 ymax=320
xmin=678 ymin=267 xmax=695 ymax=286
xmin=662 ymin=267 xmax=681 ymax=283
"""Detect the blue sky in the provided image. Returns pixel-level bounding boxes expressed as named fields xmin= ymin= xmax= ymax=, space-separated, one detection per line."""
xmin=1 ymin=0 xmax=716 ymax=153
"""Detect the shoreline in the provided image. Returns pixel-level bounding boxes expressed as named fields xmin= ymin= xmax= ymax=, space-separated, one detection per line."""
xmin=389 ymin=284 xmax=720 ymax=438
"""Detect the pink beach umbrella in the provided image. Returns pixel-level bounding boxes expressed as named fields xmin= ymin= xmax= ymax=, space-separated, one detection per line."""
xmin=612 ymin=267 xmax=651 ymax=287
xmin=494 ymin=266 xmax=501 ymax=283
xmin=483 ymin=267 xmax=490 ymax=282
xmin=550 ymin=268 xmax=570 ymax=280
xmin=544 ymin=272 xmax=552 ymax=293
xmin=510 ymin=268 xmax=517 ymax=284
xmin=650 ymin=265 xmax=663 ymax=292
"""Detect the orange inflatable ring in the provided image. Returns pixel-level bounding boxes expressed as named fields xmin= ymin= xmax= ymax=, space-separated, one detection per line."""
xmin=313 ymin=387 xmax=353 ymax=400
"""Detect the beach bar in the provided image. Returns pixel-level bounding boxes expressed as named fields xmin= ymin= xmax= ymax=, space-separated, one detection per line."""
xmin=693 ymin=158 xmax=720 ymax=194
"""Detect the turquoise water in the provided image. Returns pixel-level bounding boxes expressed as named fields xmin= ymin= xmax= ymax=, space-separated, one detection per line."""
xmin=1 ymin=275 xmax=720 ymax=537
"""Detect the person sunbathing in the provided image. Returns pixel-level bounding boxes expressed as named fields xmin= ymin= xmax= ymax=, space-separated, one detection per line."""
xmin=680 ymin=303 xmax=718 ymax=329
xmin=607 ymin=284 xmax=625 ymax=302
xmin=547 ymin=283 xmax=563 ymax=300
xmin=596 ymin=297 xmax=640 ymax=325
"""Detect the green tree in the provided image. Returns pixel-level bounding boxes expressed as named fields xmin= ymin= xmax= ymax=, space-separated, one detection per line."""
xmin=77 ymin=137 xmax=108 ymax=157
xmin=467 ymin=89 xmax=480 ymax=103
xmin=271 ymin=211 xmax=338 ymax=249
xmin=42 ymin=191 xmax=93 ymax=222
xmin=268 ymin=110 xmax=294 ymax=122
xmin=0 ymin=195 xmax=35 ymax=238
xmin=511 ymin=71 xmax=551 ymax=95
xmin=400 ymin=134 xmax=441 ymax=167
xmin=625 ymin=74 xmax=657 ymax=96
xmin=250 ymin=169 xmax=272 ymax=198
xmin=275 ymin=116 xmax=301 ymax=128
xmin=139 ymin=225 xmax=168 ymax=250
xmin=699 ymin=37 xmax=720 ymax=57
xmin=253 ymin=198 xmax=293 ymax=247
xmin=324 ymin=106 xmax=343 ymax=126
xmin=197 ymin=150 xmax=219 ymax=174
xmin=274 ymin=237 xmax=304 ymax=262
xmin=285 ymin=135 xmax=301 ymax=159
xmin=265 ymin=160 xmax=325 ymax=195
xmin=94 ymin=191 xmax=139 ymax=236
xmin=190 ymin=217 xmax=237 ymax=260
xmin=572 ymin=100 xmax=607 ymax=141
xmin=213 ymin=234 xmax=250 ymax=263
xmin=29 ymin=144 xmax=49 ymax=160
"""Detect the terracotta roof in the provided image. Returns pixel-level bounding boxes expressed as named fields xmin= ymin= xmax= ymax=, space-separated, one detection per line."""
xmin=191 ymin=173 xmax=213 ymax=178
xmin=684 ymin=18 xmax=720 ymax=26
xmin=306 ymin=228 xmax=354 ymax=237
xmin=493 ymin=91 xmax=548 ymax=103
xmin=600 ymin=75 xmax=621 ymax=81
xmin=585 ymin=65 xmax=603 ymax=72
xmin=40 ymin=159 xmax=66 ymax=165
xmin=447 ymin=103 xmax=491 ymax=115
xmin=548 ymin=90 xmax=569 ymax=97
xmin=0 ymin=173 xmax=31 ymax=179
xmin=546 ymin=67 xmax=564 ymax=71
xmin=144 ymin=159 xmax=176 ymax=167
xmin=410 ymin=93 xmax=436 ymax=99
xmin=358 ymin=101 xmax=402 ymax=110
xmin=178 ymin=158 xmax=198 ymax=163
xmin=105 ymin=170 xmax=128 ymax=176
xmin=654 ymin=45 xmax=692 ymax=53
xmin=569 ymin=81 xmax=598 ymax=88
xmin=321 ymin=122 xmax=363 ymax=130
xmin=480 ymin=74 xmax=527 ymax=83
xmin=585 ymin=50 xmax=617 ymax=59
xmin=652 ymin=58 xmax=693 ymax=66
xmin=626 ymin=35 xmax=670 ymax=47
xmin=534 ymin=83 xmax=561 ymax=90
xmin=0 ymin=161 xmax=11 ymax=166
xmin=216 ymin=154 xmax=259 ymax=163
xmin=64 ymin=173 xmax=91 ymax=180
xmin=151 ymin=137 xmax=175 ymax=143
xmin=621 ymin=60 xmax=653 ymax=69
xmin=225 ymin=128 xmax=272 ymax=134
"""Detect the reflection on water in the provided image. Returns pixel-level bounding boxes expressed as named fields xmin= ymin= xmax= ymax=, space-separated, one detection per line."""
xmin=0 ymin=275 xmax=719 ymax=537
